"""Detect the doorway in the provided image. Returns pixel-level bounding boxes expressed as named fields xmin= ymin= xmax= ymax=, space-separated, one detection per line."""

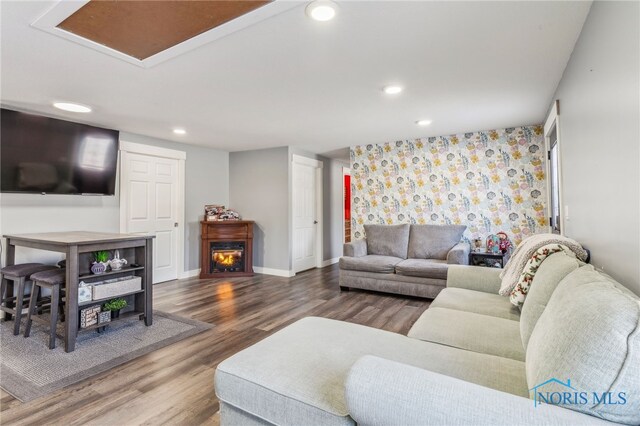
xmin=343 ymin=167 xmax=351 ymax=243
xmin=119 ymin=141 xmax=185 ymax=283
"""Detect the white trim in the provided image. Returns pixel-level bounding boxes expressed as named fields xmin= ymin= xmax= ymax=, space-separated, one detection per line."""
xmin=120 ymin=141 xmax=186 ymax=160
xmin=176 ymin=160 xmax=186 ymax=279
xmin=321 ymin=257 xmax=340 ymax=267
xmin=119 ymin=140 xmax=186 ymax=282
xmin=253 ymin=266 xmax=295 ymax=278
xmin=544 ymin=100 xmax=565 ymax=235
xmin=179 ymin=269 xmax=201 ymax=279
xmin=544 ymin=100 xmax=559 ymax=136
xmin=342 ymin=167 xmax=351 ymax=243
xmin=315 ymin=166 xmax=324 ymax=269
xmin=292 ymin=154 xmax=324 ymax=169
xmin=31 ymin=1 xmax=301 ymax=68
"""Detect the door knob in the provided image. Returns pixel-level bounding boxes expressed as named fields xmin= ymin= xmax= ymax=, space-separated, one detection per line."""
xmin=314 ymin=220 xmax=318 ymax=224
xmin=174 ymin=222 xmax=179 ymax=227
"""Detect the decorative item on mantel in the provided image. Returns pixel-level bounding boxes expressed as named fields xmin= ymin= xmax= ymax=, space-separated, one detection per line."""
xmin=204 ymin=204 xmax=241 ymax=221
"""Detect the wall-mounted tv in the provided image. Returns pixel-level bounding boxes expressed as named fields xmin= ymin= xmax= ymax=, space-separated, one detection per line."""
xmin=1 ymin=108 xmax=119 ymax=195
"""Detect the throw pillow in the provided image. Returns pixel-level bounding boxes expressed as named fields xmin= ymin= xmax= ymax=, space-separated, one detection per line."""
xmin=509 ymin=244 xmax=573 ymax=307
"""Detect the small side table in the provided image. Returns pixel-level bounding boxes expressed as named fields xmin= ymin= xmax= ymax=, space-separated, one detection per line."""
xmin=469 ymin=251 xmax=510 ymax=269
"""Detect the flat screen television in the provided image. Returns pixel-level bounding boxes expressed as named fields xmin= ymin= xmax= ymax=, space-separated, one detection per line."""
xmin=1 ymin=108 xmax=119 ymax=195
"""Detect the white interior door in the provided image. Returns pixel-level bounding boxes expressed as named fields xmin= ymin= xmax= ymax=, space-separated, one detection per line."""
xmin=293 ymin=162 xmax=317 ymax=273
xmin=123 ymin=152 xmax=179 ymax=283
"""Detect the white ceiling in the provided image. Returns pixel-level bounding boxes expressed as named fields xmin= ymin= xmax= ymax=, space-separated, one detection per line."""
xmin=1 ymin=1 xmax=591 ymax=155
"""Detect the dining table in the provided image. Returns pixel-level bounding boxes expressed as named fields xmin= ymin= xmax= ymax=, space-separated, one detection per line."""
xmin=3 ymin=231 xmax=154 ymax=352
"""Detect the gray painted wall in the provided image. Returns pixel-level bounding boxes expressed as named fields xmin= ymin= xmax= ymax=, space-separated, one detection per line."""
xmin=229 ymin=147 xmax=290 ymax=271
xmin=1 ymin=191 xmax=121 ymax=266
xmin=228 ymin=147 xmax=347 ymax=272
xmin=0 ymin=131 xmax=229 ymax=274
xmin=550 ymin=1 xmax=639 ymax=294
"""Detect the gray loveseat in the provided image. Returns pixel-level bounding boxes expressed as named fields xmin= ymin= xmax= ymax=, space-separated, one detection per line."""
xmin=215 ymin=250 xmax=640 ymax=425
xmin=339 ymin=223 xmax=470 ymax=298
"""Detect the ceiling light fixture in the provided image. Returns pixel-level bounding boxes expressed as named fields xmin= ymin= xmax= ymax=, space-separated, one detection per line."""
xmin=306 ymin=0 xmax=337 ymax=22
xmin=416 ymin=119 xmax=432 ymax=126
xmin=53 ymin=102 xmax=92 ymax=113
xmin=173 ymin=128 xmax=187 ymax=135
xmin=383 ymin=85 xmax=403 ymax=95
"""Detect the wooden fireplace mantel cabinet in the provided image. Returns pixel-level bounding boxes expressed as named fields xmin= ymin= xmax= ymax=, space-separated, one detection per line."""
xmin=200 ymin=220 xmax=254 ymax=279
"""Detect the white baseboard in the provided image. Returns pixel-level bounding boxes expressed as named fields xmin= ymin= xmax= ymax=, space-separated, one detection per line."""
xmin=179 ymin=268 xmax=201 ymax=279
xmin=253 ymin=266 xmax=295 ymax=277
xmin=321 ymin=257 xmax=340 ymax=267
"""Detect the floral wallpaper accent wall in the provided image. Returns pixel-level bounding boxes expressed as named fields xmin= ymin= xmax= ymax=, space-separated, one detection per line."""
xmin=350 ymin=126 xmax=547 ymax=245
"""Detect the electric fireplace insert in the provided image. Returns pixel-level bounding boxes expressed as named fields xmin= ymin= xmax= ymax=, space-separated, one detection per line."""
xmin=211 ymin=241 xmax=245 ymax=273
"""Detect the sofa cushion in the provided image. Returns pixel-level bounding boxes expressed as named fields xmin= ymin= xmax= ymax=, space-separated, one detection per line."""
xmin=407 ymin=224 xmax=466 ymax=260
xmin=363 ymin=224 xmax=410 ymax=258
xmin=526 ymin=265 xmax=640 ymax=425
xmin=408 ymin=307 xmax=525 ymax=361
xmin=339 ymin=269 xmax=445 ymax=299
xmin=431 ymin=288 xmax=521 ymax=321
xmin=339 ymin=255 xmax=403 ymax=274
xmin=395 ymin=259 xmax=448 ymax=280
xmin=519 ymin=251 xmax=582 ymax=350
xmin=215 ymin=317 xmax=528 ymax=426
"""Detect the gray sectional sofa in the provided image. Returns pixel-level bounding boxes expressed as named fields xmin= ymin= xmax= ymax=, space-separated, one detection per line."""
xmin=339 ymin=223 xmax=470 ymax=298
xmin=215 ymin=250 xmax=640 ymax=425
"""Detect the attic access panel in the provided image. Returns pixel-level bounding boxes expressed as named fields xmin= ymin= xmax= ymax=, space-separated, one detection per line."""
xmin=57 ymin=0 xmax=271 ymax=61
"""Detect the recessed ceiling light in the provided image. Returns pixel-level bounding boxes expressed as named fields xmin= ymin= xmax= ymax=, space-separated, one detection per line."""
xmin=416 ymin=119 xmax=432 ymax=126
xmin=383 ymin=85 xmax=403 ymax=95
xmin=53 ymin=102 xmax=92 ymax=113
xmin=173 ymin=128 xmax=186 ymax=135
xmin=306 ymin=0 xmax=337 ymax=22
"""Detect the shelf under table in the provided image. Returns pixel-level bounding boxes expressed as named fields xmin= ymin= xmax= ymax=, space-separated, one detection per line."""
xmin=78 ymin=266 xmax=144 ymax=280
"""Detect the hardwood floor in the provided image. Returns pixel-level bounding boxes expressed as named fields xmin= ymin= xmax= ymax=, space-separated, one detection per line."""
xmin=0 ymin=264 xmax=431 ymax=425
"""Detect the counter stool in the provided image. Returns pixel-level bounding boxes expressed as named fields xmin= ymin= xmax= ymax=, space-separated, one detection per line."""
xmin=24 ymin=269 xmax=66 ymax=349
xmin=0 ymin=263 xmax=58 ymax=335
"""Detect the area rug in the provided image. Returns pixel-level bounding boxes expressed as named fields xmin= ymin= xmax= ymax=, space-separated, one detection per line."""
xmin=0 ymin=311 xmax=212 ymax=402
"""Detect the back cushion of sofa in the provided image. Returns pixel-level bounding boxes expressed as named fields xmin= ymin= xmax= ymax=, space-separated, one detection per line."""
xmin=519 ymin=251 xmax=582 ymax=349
xmin=526 ymin=265 xmax=640 ymax=424
xmin=363 ymin=224 xmax=410 ymax=259
xmin=407 ymin=225 xmax=466 ymax=260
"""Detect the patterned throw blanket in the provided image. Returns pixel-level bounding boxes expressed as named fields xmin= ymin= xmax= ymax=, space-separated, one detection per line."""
xmin=498 ymin=233 xmax=588 ymax=296
xmin=509 ymin=244 xmax=576 ymax=307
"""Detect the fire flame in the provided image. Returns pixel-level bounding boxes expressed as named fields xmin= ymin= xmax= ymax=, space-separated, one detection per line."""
xmin=213 ymin=250 xmax=241 ymax=266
